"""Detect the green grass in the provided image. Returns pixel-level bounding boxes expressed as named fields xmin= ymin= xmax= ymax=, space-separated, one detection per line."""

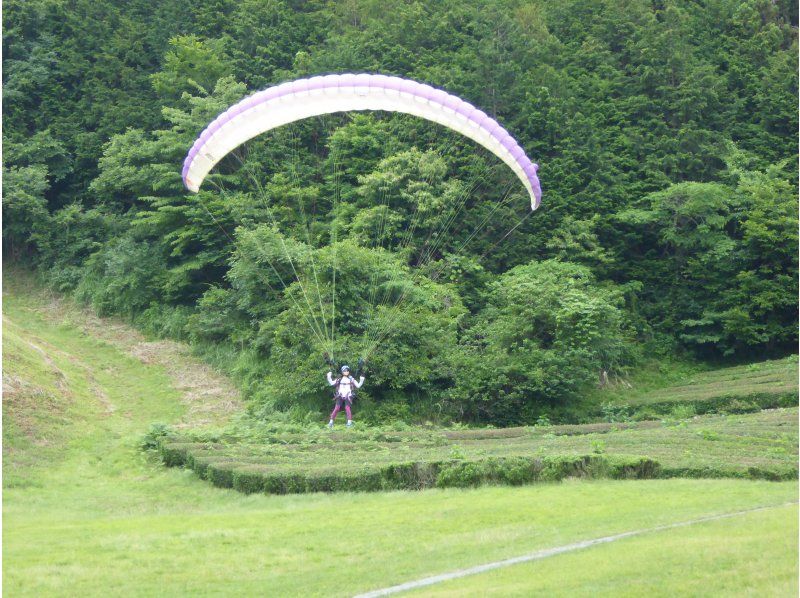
xmin=630 ymin=357 xmax=798 ymax=402
xmin=595 ymin=356 xmax=798 ymax=413
xmin=3 ymin=317 xmax=78 ymax=482
xmin=6 ymin=477 xmax=797 ymax=596
xmin=3 ymin=278 xmax=185 ymax=489
xmin=3 ymin=271 xmax=798 ymax=596
xmin=411 ymin=502 xmax=799 ymax=597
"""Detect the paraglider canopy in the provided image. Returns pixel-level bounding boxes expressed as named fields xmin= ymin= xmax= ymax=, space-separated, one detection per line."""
xmin=182 ymin=73 xmax=542 ymax=210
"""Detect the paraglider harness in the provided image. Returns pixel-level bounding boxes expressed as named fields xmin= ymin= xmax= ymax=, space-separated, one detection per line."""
xmin=326 ymin=355 xmax=365 ymax=404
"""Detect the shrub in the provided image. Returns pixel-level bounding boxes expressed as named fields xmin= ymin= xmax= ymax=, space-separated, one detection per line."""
xmin=369 ymin=402 xmax=413 ymax=425
xmin=631 ymin=408 xmax=659 ymax=421
xmin=591 ymin=439 xmax=606 ymax=454
xmin=668 ymin=404 xmax=697 ymax=420
xmin=746 ymin=466 xmax=796 ymax=481
xmin=381 ymin=462 xmax=441 ymax=490
xmin=451 ymin=260 xmax=638 ymax=426
xmin=602 ymin=402 xmax=631 ymax=423
xmin=607 ymin=456 xmax=661 ymax=479
xmin=432 ymin=455 xmax=658 ymax=489
xmin=190 ymin=456 xmax=213 ymax=480
xmin=305 ymin=470 xmax=344 ymax=493
xmin=159 ymin=442 xmax=189 ymax=467
xmin=448 ymin=445 xmax=466 ymax=460
xmin=538 ymin=456 xmax=581 ymax=481
xmin=161 ymin=450 xmax=668 ymax=496
xmin=207 ymin=462 xmax=238 ymax=488
xmin=261 ymin=472 xmax=306 ymax=495
xmin=339 ymin=468 xmax=384 ymax=492
xmin=136 ymin=304 xmax=193 ymax=341
xmin=232 ymin=467 xmax=268 ymax=494
xmin=609 ymin=390 xmax=797 ymax=420
xmin=721 ymin=399 xmax=759 ymax=414
xmin=697 ymin=429 xmax=721 ymax=441
xmin=141 ymin=423 xmax=171 ymax=451
xmin=74 ymin=235 xmax=163 ymax=318
xmin=500 ymin=458 xmax=538 ymax=486
xmin=436 ymin=460 xmax=485 ymax=488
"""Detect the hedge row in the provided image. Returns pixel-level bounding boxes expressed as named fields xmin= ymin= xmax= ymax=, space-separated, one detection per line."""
xmin=659 ymin=464 xmax=798 ymax=482
xmin=603 ymin=391 xmax=798 ymax=420
xmin=159 ymin=441 xmax=661 ymax=495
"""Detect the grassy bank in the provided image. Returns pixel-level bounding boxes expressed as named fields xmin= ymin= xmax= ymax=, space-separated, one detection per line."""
xmin=586 ymin=356 xmax=798 ymax=422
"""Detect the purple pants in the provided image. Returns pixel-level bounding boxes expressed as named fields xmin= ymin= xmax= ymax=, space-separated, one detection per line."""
xmin=330 ymin=397 xmax=352 ymax=420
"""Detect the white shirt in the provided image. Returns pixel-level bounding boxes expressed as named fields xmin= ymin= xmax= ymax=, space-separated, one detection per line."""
xmin=327 ymin=372 xmax=364 ymax=398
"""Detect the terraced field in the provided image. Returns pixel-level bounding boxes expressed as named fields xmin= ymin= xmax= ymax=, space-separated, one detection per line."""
xmin=623 ymin=357 xmax=798 ymax=409
xmin=160 ymin=407 xmax=798 ymax=494
xmin=158 ymin=354 xmax=798 ymax=495
xmin=584 ymin=357 xmax=797 ymax=424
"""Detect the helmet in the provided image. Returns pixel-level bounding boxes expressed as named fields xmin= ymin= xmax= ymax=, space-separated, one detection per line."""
xmin=341 ymin=365 xmax=350 ymax=374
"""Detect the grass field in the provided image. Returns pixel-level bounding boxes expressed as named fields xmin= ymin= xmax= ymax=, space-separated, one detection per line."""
xmin=410 ymin=503 xmax=798 ymax=597
xmin=3 ymin=272 xmax=798 ymax=596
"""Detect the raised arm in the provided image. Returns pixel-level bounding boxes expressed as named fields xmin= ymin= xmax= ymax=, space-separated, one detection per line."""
xmin=353 ymin=375 xmax=365 ymax=389
xmin=327 ymin=371 xmax=336 ymax=385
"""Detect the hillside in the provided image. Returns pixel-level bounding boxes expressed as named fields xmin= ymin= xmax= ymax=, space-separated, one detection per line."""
xmin=3 ymin=1 xmax=798 ymax=594
xmin=601 ymin=357 xmax=798 ymax=412
xmin=3 ymin=271 xmax=242 ymax=487
xmin=3 ymin=275 xmax=798 ymax=595
xmin=5 ymin=0 xmax=797 ymax=426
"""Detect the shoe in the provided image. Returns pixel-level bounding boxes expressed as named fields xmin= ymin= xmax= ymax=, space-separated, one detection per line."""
xmin=346 ymin=420 xmax=353 ymax=428
xmin=327 ymin=421 xmax=334 ymax=429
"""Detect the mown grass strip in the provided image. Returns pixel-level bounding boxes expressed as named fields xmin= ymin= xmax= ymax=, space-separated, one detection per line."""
xmin=623 ymin=357 xmax=797 ymax=406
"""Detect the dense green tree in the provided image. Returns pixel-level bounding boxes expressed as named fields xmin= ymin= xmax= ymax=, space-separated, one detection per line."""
xmin=3 ymin=0 xmax=796 ymax=422
xmin=614 ymin=162 xmax=797 ymax=356
xmin=2 ymin=164 xmax=51 ymax=259
xmin=224 ymin=236 xmax=466 ymax=416
xmin=450 ymin=260 xmax=635 ymax=424
xmin=151 ymin=36 xmax=233 ymax=102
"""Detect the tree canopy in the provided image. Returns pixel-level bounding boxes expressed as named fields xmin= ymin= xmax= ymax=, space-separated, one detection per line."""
xmin=3 ymin=0 xmax=796 ymax=424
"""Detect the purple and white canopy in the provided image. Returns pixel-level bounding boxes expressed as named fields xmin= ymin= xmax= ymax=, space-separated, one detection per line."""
xmin=182 ymin=73 xmax=542 ymax=210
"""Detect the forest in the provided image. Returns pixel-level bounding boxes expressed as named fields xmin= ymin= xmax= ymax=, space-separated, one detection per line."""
xmin=3 ymin=0 xmax=798 ymax=425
